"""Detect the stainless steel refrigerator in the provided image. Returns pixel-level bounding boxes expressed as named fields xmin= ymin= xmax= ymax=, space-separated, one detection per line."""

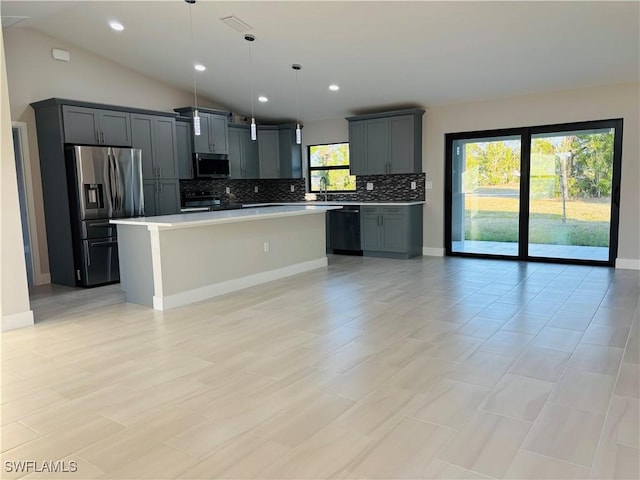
xmin=66 ymin=146 xmax=144 ymax=287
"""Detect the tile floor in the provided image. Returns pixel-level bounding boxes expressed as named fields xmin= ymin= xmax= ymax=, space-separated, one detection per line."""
xmin=452 ymin=240 xmax=609 ymax=261
xmin=1 ymin=255 xmax=638 ymax=479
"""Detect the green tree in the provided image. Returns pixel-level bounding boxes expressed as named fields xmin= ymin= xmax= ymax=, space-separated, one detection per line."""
xmin=465 ymin=141 xmax=520 ymax=187
xmin=570 ymin=132 xmax=613 ymax=198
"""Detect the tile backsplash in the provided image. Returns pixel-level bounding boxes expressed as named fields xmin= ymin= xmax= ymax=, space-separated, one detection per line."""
xmin=180 ymin=173 xmax=425 ymax=205
xmin=180 ymin=178 xmax=306 ymax=204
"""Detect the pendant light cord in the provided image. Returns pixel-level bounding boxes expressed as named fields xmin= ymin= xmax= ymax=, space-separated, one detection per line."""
xmin=248 ymin=40 xmax=255 ymax=120
xmin=188 ymin=3 xmax=198 ymax=110
xmin=295 ymin=68 xmax=300 ymax=127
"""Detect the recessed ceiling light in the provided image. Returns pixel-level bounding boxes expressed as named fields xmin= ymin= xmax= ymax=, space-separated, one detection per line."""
xmin=258 ymin=96 xmax=268 ymax=103
xmin=194 ymin=64 xmax=206 ymax=72
xmin=329 ymin=84 xmax=340 ymax=92
xmin=109 ymin=20 xmax=124 ymax=31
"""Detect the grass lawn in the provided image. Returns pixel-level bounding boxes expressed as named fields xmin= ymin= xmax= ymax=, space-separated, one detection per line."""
xmin=464 ymin=196 xmax=611 ymax=247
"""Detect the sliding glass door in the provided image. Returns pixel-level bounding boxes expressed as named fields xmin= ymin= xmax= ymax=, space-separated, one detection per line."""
xmin=446 ymin=119 xmax=622 ymax=266
xmin=450 ymin=135 xmax=522 ymax=256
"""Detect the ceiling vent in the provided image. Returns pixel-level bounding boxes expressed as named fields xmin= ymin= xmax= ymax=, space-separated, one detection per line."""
xmin=1 ymin=16 xmax=29 ymax=27
xmin=220 ymin=15 xmax=251 ymax=33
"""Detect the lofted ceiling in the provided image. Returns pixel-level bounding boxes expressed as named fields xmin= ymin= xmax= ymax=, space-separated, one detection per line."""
xmin=2 ymin=1 xmax=639 ymax=122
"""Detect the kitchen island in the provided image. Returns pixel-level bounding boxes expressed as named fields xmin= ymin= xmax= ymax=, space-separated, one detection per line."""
xmin=110 ymin=205 xmax=340 ymax=310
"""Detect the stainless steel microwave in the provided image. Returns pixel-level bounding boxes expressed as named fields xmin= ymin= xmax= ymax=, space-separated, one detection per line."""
xmin=194 ymin=153 xmax=230 ymax=178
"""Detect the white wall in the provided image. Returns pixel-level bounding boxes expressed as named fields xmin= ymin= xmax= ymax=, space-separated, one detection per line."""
xmin=304 ymin=83 xmax=640 ymax=265
xmin=3 ymin=27 xmax=220 ymax=280
xmin=1 ymin=26 xmax=34 ymax=330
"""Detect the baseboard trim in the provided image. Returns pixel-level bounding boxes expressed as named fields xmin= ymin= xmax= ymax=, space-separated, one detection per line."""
xmin=422 ymin=247 xmax=445 ymax=257
xmin=615 ymin=258 xmax=640 ymax=270
xmin=1 ymin=310 xmax=35 ymax=331
xmin=154 ymin=257 xmax=329 ymax=311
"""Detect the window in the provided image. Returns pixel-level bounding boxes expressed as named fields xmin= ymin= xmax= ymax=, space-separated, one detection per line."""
xmin=445 ymin=118 xmax=623 ymax=266
xmin=308 ymin=143 xmax=356 ymax=192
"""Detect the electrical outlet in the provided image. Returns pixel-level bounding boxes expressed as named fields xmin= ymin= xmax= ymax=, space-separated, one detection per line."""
xmin=263 ymin=241 xmax=270 ymax=253
xmin=254 ymin=186 xmax=259 ymax=193
xmin=225 ymin=186 xmax=230 ymax=194
xmin=426 ymin=181 xmax=433 ymax=189
xmin=290 ymin=185 xmax=295 ymax=192
xmin=366 ymin=182 xmax=374 ymax=191
xmin=411 ymin=181 xmax=417 ymax=190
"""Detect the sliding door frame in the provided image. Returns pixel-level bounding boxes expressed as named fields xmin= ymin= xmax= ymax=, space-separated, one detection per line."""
xmin=445 ymin=118 xmax=623 ymax=267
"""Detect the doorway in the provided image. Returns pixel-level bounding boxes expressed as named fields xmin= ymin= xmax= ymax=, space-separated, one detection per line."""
xmin=12 ymin=123 xmax=35 ymax=285
xmin=445 ymin=119 xmax=623 ymax=266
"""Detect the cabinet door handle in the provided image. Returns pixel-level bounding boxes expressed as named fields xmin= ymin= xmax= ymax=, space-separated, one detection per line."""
xmin=158 ymin=166 xmax=162 ymax=177
xmin=159 ymin=182 xmax=163 ymax=193
xmin=381 ymin=215 xmax=384 ymax=226
xmin=96 ymin=130 xmax=100 ymax=143
xmin=101 ymin=131 xmax=105 ymax=144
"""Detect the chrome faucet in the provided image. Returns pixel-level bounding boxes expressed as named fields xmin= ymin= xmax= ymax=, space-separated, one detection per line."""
xmin=319 ymin=177 xmax=329 ymax=201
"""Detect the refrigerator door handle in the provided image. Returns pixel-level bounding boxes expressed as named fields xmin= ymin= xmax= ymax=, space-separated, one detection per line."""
xmin=112 ymin=150 xmax=123 ymax=215
xmin=103 ymin=150 xmax=113 ymax=217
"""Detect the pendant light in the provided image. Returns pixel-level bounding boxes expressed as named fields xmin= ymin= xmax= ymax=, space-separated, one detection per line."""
xmin=292 ymin=64 xmax=302 ymax=144
xmin=185 ymin=0 xmax=201 ymax=136
xmin=245 ymin=34 xmax=257 ymax=141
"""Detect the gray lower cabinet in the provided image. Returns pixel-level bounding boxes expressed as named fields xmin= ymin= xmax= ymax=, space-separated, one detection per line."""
xmin=229 ymin=125 xmax=259 ymax=179
xmin=176 ymin=118 xmax=193 ymax=179
xmin=346 ymin=109 xmax=424 ymax=176
xmin=360 ymin=204 xmax=423 ymax=258
xmin=62 ymin=105 xmax=132 ymax=146
xmin=143 ymin=179 xmax=180 ymax=216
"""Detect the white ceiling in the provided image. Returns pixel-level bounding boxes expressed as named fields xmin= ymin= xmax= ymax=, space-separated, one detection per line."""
xmin=2 ymin=1 xmax=639 ymax=122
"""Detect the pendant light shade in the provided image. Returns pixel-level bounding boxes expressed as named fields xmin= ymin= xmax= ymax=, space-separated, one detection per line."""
xmin=193 ymin=109 xmax=201 ymax=136
xmin=245 ymin=34 xmax=257 ymax=141
xmin=292 ymin=64 xmax=302 ymax=145
xmin=185 ymin=0 xmax=201 ymax=135
xmin=250 ymin=118 xmax=257 ymax=141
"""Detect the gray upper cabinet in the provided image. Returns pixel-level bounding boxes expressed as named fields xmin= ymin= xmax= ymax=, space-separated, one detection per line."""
xmin=192 ymin=113 xmax=210 ymax=154
xmin=174 ymin=107 xmax=229 ymax=155
xmin=278 ymin=127 xmax=302 ymax=178
xmin=62 ymin=105 xmax=132 ymax=146
xmin=365 ymin=118 xmax=389 ymax=175
xmin=131 ymin=114 xmax=178 ymax=180
xmin=258 ymin=129 xmax=280 ymax=178
xmin=254 ymin=125 xmax=302 ymax=179
xmin=389 ymin=115 xmax=415 ymax=174
xmin=346 ymin=108 xmax=424 ymax=176
xmin=348 ymin=121 xmax=365 ymax=175
xmin=130 ymin=115 xmax=178 ymax=216
xmin=209 ymin=114 xmax=229 ymax=154
xmin=229 ymin=126 xmax=259 ymax=179
xmin=176 ymin=119 xmax=193 ymax=179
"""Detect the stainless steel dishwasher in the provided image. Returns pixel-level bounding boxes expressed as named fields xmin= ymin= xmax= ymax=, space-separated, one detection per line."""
xmin=327 ymin=205 xmax=362 ymax=255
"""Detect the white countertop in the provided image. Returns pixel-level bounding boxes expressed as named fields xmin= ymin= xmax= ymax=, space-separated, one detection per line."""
xmin=110 ymin=205 xmax=341 ymax=230
xmin=243 ymin=201 xmax=425 ymax=207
